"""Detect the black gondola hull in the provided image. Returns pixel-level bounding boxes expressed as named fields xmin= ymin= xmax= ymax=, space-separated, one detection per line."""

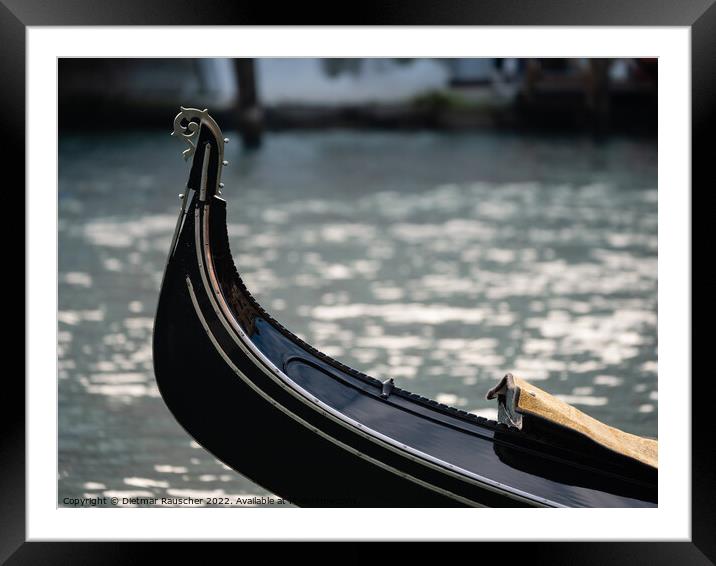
xmin=153 ymin=113 xmax=657 ymax=508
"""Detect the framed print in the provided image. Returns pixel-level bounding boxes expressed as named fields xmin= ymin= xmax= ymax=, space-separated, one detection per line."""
xmin=6 ymin=0 xmax=711 ymax=562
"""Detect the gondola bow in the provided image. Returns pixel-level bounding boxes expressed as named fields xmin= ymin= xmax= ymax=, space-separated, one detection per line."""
xmin=153 ymin=108 xmax=657 ymax=508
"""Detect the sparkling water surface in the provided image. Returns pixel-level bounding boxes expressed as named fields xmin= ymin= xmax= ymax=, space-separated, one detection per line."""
xmin=59 ymin=130 xmax=657 ymax=506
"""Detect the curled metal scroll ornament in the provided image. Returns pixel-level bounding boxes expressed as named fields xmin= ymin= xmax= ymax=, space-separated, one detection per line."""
xmin=171 ymin=106 xmax=227 ymax=194
xmin=171 ymin=107 xmax=212 ymax=161
xmin=172 ymin=106 xmax=228 ymax=160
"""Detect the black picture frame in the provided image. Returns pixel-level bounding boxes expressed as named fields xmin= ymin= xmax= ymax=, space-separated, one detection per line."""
xmin=6 ymin=1 xmax=710 ymax=563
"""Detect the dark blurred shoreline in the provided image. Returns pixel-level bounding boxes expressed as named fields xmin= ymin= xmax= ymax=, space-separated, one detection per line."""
xmin=59 ymin=58 xmax=657 ymax=139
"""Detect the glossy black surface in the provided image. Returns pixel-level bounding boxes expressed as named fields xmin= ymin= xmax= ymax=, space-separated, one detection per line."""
xmin=153 ymin=121 xmax=657 ymax=507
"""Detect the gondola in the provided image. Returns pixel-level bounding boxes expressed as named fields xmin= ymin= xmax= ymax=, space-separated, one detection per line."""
xmin=153 ymin=107 xmax=657 ymax=508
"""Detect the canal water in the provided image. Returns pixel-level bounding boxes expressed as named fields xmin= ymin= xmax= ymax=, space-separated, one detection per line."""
xmin=58 ymin=130 xmax=657 ymax=506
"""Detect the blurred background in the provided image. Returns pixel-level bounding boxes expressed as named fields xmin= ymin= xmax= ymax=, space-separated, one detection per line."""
xmin=58 ymin=58 xmax=657 ymax=507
